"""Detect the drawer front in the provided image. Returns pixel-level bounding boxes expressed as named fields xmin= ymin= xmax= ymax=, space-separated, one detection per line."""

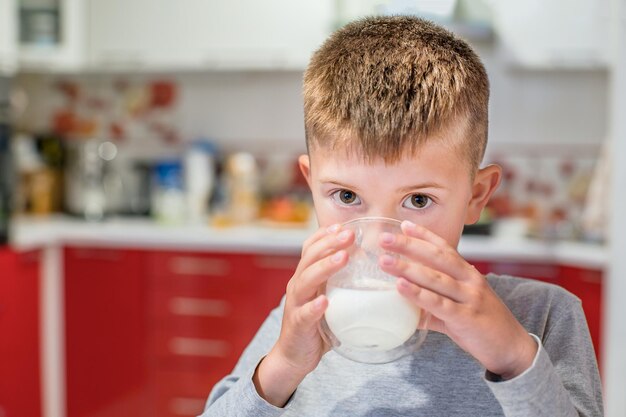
xmin=150 ymin=326 xmax=252 ymax=375
xmin=154 ymin=370 xmax=223 ymax=417
xmin=147 ymin=251 xmax=252 ymax=278
xmin=148 ymin=289 xmax=260 ymax=321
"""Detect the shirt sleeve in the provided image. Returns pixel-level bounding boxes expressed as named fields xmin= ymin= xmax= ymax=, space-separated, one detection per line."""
xmin=197 ymin=298 xmax=290 ymax=417
xmin=485 ymin=297 xmax=604 ymax=417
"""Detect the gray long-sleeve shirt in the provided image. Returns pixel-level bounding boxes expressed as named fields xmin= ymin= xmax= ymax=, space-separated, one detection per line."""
xmin=200 ymin=275 xmax=603 ymax=416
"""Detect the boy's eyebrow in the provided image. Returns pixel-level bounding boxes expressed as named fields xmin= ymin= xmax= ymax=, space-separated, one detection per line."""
xmin=320 ymin=179 xmax=447 ymax=192
xmin=319 ymin=179 xmax=361 ymax=190
xmin=397 ymin=182 xmax=448 ymax=192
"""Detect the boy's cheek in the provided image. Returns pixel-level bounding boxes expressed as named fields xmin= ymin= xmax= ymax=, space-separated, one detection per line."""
xmin=312 ymin=200 xmax=355 ymax=227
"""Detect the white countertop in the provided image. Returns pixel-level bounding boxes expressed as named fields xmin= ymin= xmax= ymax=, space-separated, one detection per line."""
xmin=10 ymin=215 xmax=608 ymax=269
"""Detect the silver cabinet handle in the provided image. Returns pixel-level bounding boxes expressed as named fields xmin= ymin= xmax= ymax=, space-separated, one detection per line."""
xmin=253 ymin=255 xmax=299 ymax=270
xmin=169 ymin=397 xmax=207 ymax=416
xmin=168 ymin=337 xmax=230 ymax=357
xmin=169 ymin=297 xmax=231 ymax=317
xmin=168 ymin=257 xmax=231 ymax=276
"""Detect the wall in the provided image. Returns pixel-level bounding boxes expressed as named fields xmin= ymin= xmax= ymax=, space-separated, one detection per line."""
xmin=13 ymin=41 xmax=609 ymax=159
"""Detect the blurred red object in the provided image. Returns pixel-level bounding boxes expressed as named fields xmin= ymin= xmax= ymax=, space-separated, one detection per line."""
xmin=55 ymin=80 xmax=80 ymax=102
xmin=487 ymin=194 xmax=514 ymax=218
xmin=149 ymin=80 xmax=177 ymax=108
xmin=52 ymin=110 xmax=76 ymax=134
xmin=109 ymin=122 xmax=126 ymax=141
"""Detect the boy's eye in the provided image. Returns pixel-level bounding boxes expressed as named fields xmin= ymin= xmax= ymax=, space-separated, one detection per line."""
xmin=332 ymin=189 xmax=361 ymax=206
xmin=402 ymin=194 xmax=432 ymax=210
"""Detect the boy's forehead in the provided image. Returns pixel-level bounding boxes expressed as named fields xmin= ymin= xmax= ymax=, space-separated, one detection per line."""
xmin=308 ymin=134 xmax=463 ymax=167
xmin=308 ymin=140 xmax=458 ymax=171
xmin=307 ymin=115 xmax=472 ymax=166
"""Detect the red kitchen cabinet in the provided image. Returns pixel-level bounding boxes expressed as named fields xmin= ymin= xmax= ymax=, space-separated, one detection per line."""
xmin=472 ymin=260 xmax=562 ymax=286
xmin=252 ymin=254 xmax=298 ymax=317
xmin=62 ymin=246 xmax=298 ymax=417
xmin=0 ymin=248 xmax=42 ymax=417
xmin=559 ymin=265 xmax=603 ymax=366
xmin=144 ymin=250 xmax=298 ymax=417
xmin=64 ymin=247 xmax=150 ymax=417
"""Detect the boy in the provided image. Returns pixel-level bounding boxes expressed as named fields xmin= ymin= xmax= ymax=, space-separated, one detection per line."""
xmin=200 ymin=16 xmax=603 ymax=416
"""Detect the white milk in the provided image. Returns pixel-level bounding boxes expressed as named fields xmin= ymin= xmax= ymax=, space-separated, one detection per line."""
xmin=325 ymin=285 xmax=419 ymax=351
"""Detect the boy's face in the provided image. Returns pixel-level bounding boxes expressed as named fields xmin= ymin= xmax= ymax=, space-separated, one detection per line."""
xmin=299 ymin=139 xmax=501 ymax=249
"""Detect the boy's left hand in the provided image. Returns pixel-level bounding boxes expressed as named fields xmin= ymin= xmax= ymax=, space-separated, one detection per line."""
xmin=379 ymin=220 xmax=538 ymax=380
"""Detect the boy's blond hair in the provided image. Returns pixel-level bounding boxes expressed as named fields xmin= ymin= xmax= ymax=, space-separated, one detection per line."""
xmin=303 ymin=16 xmax=489 ymax=171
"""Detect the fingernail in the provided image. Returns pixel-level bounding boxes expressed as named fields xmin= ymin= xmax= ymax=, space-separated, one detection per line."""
xmin=314 ymin=296 xmax=325 ymax=309
xmin=331 ymin=250 xmax=345 ymax=263
xmin=381 ymin=232 xmax=395 ymax=244
xmin=380 ymin=254 xmax=396 ymax=266
xmin=337 ymin=230 xmax=351 ymax=242
xmin=327 ymin=224 xmax=340 ymax=233
xmin=397 ymin=278 xmax=410 ymax=289
xmin=402 ymin=220 xmax=416 ymax=230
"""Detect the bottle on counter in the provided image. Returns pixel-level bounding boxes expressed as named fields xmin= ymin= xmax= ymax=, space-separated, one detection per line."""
xmin=184 ymin=140 xmax=217 ymax=224
xmin=223 ymin=152 xmax=259 ymax=224
xmin=152 ymin=159 xmax=186 ymax=225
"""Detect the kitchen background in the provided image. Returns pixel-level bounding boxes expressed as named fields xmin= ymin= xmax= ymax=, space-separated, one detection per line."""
xmin=1 ymin=1 xmax=625 ymax=417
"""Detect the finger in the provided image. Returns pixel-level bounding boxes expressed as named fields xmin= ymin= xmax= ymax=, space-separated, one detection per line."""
xmin=396 ymin=277 xmax=461 ymax=324
xmin=380 ymin=229 xmax=472 ymax=281
xmin=294 ymin=294 xmax=328 ymax=329
xmin=379 ymin=254 xmax=466 ymax=303
xmin=401 ymin=220 xmax=449 ymax=248
xmin=291 ymin=249 xmax=349 ymax=302
xmin=420 ymin=312 xmax=446 ymax=333
xmin=297 ymin=227 xmax=354 ymax=274
xmin=301 ymin=224 xmax=340 ymax=256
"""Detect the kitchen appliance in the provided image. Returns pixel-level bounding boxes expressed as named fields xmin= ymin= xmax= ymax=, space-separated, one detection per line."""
xmin=64 ymin=138 xmax=119 ymax=221
xmin=0 ymin=77 xmax=11 ymax=245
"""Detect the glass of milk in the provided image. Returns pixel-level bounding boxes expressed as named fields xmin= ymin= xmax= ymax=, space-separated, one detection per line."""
xmin=319 ymin=217 xmax=429 ymax=363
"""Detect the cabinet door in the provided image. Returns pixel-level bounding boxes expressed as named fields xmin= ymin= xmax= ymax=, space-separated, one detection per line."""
xmin=87 ymin=0 xmax=333 ymax=70
xmin=560 ymin=265 xmax=603 ymax=365
xmin=0 ymin=0 xmax=17 ymax=74
xmin=0 ymin=249 xmax=42 ymax=417
xmin=17 ymin=0 xmax=87 ymax=71
xmin=470 ymin=260 xmax=562 ymax=286
xmin=145 ymin=251 xmax=258 ymax=417
xmin=251 ymin=253 xmax=298 ymax=315
xmin=492 ymin=0 xmax=609 ymax=68
xmin=64 ymin=247 xmax=149 ymax=417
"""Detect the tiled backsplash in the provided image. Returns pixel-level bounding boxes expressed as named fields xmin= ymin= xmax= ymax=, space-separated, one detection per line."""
xmin=484 ymin=144 xmax=602 ymax=241
xmin=10 ymin=71 xmax=608 ymax=241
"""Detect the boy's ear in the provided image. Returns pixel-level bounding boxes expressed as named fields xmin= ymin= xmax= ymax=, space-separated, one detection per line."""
xmin=298 ymin=154 xmax=312 ymax=188
xmin=465 ymin=164 xmax=502 ymax=225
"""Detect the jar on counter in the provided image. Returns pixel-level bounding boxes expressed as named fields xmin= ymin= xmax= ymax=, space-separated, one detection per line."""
xmin=184 ymin=140 xmax=217 ymax=224
xmin=152 ymin=160 xmax=186 ymax=225
xmin=223 ymin=152 xmax=259 ymax=224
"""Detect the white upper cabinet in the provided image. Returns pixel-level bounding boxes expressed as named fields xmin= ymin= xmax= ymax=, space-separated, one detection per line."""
xmin=87 ymin=0 xmax=334 ymax=70
xmin=0 ymin=0 xmax=18 ymax=74
xmin=17 ymin=0 xmax=87 ymax=71
xmin=491 ymin=0 xmax=610 ymax=68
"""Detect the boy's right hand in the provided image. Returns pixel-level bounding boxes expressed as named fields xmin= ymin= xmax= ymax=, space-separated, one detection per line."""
xmin=253 ymin=224 xmax=354 ymax=407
